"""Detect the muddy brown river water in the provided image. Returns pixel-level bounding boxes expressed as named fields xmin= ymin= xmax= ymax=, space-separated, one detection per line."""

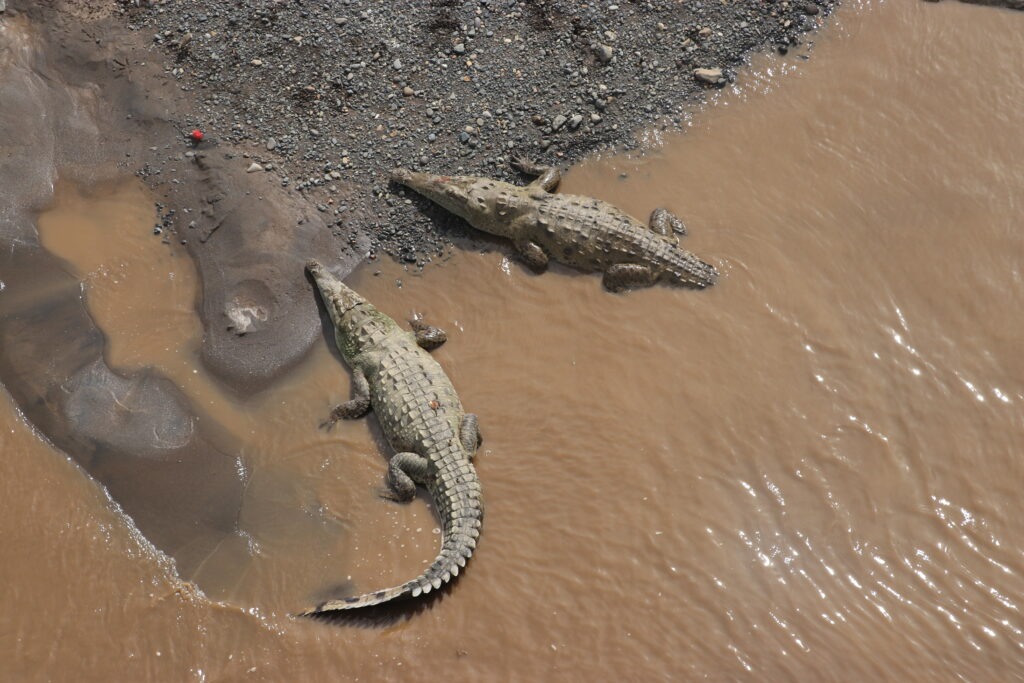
xmin=4 ymin=1 xmax=1024 ymax=680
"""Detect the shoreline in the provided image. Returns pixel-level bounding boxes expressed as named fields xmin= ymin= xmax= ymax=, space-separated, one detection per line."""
xmin=123 ymin=0 xmax=837 ymax=261
xmin=0 ymin=0 xmax=839 ymax=394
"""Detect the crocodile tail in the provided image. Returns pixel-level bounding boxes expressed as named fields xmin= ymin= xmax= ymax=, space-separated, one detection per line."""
xmin=298 ymin=510 xmax=481 ymax=616
xmin=667 ymin=247 xmax=719 ymax=289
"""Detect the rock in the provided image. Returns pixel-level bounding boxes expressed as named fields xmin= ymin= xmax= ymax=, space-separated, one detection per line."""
xmin=250 ymin=58 xmax=262 ymax=66
xmin=265 ymin=137 xmax=277 ymax=151
xmin=453 ymin=43 xmax=466 ymax=54
xmin=698 ymin=27 xmax=713 ymax=38
xmin=694 ymin=67 xmax=726 ymax=86
xmin=594 ymin=43 xmax=614 ymax=64
xmin=802 ymin=3 xmax=821 ymax=14
xmin=402 ymin=86 xmax=414 ymax=96
xmin=0 ymin=1 xmax=6 ymax=13
xmin=551 ymin=114 xmax=568 ymax=131
xmin=246 ymin=162 xmax=264 ymax=173
xmin=569 ymin=114 xmax=583 ymax=130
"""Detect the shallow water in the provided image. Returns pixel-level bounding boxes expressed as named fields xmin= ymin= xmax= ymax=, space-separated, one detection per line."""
xmin=4 ymin=0 xmax=1024 ymax=680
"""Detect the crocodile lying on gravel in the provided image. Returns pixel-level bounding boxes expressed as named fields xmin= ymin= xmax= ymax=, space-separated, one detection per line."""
xmin=301 ymin=260 xmax=483 ymax=614
xmin=392 ymin=160 xmax=719 ymax=292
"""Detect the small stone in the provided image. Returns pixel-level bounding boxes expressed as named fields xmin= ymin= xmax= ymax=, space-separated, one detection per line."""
xmin=0 ymin=1 xmax=6 ymax=13
xmin=250 ymin=58 xmax=263 ymax=66
xmin=590 ymin=113 xmax=602 ymax=123
xmin=393 ymin=58 xmax=403 ymax=70
xmin=594 ymin=43 xmax=614 ymax=64
xmin=247 ymin=162 xmax=264 ymax=173
xmin=402 ymin=86 xmax=414 ymax=96
xmin=802 ymin=4 xmax=820 ymax=15
xmin=453 ymin=43 xmax=466 ymax=54
xmin=568 ymin=114 xmax=583 ymax=130
xmin=265 ymin=137 xmax=277 ymax=151
xmin=694 ymin=67 xmax=725 ymax=86
xmin=698 ymin=27 xmax=713 ymax=38
xmin=551 ymin=114 xmax=567 ymax=131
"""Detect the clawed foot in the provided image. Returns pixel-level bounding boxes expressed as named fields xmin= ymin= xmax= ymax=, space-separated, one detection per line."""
xmin=376 ymin=486 xmax=416 ymax=503
xmin=377 ymin=487 xmax=401 ymax=502
xmin=319 ymin=414 xmax=340 ymax=431
xmin=410 ymin=316 xmax=448 ymax=350
xmin=510 ymin=155 xmax=541 ymax=176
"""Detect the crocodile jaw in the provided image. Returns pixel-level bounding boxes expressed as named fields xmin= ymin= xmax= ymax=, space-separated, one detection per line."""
xmin=392 ymin=168 xmax=482 ymax=224
xmin=306 ymin=259 xmax=366 ymax=329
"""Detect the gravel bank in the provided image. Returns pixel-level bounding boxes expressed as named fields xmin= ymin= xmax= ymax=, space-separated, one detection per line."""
xmin=121 ymin=0 xmax=835 ymax=263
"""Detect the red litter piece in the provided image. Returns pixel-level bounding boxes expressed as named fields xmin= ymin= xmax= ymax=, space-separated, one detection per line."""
xmin=189 ymin=129 xmax=204 ymax=142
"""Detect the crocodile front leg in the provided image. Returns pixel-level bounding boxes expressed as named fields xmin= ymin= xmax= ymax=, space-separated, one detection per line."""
xmin=511 ymin=157 xmax=561 ymax=193
xmin=320 ymin=368 xmax=371 ymax=429
xmin=602 ymin=263 xmax=658 ymax=292
xmin=409 ymin=317 xmax=447 ymax=350
xmin=383 ymin=452 xmax=430 ymax=502
xmin=515 ymin=240 xmax=550 ymax=271
xmin=460 ymin=413 xmax=482 ymax=457
xmin=650 ymin=208 xmax=687 ymax=238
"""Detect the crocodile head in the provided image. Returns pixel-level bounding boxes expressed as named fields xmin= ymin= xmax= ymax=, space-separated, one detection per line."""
xmin=392 ymin=169 xmax=514 ymax=237
xmin=307 ymin=260 xmax=365 ymax=321
xmin=307 ymin=260 xmax=390 ymax=359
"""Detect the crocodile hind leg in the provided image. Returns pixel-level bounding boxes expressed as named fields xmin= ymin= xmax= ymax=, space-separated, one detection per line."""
xmin=409 ymin=317 xmax=447 ymax=350
xmin=383 ymin=452 xmax=430 ymax=502
xmin=320 ymin=368 xmax=371 ymax=430
xmin=514 ymin=240 xmax=550 ymax=271
xmin=460 ymin=413 xmax=482 ymax=457
xmin=649 ymin=208 xmax=686 ymax=240
xmin=602 ymin=264 xmax=659 ymax=293
xmin=511 ymin=157 xmax=561 ymax=193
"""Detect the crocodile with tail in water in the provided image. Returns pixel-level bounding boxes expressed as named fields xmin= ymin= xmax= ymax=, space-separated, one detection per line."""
xmin=301 ymin=260 xmax=482 ymax=614
xmin=392 ymin=160 xmax=718 ymax=292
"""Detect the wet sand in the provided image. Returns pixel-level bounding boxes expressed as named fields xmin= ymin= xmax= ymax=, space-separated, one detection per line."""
xmin=4 ymin=0 xmax=1024 ymax=681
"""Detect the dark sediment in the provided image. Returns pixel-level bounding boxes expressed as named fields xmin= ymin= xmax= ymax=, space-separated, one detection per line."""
xmin=119 ymin=0 xmax=837 ymax=263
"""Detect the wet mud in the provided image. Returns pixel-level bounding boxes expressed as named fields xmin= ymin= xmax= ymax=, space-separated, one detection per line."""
xmin=0 ymin=4 xmax=362 ymax=397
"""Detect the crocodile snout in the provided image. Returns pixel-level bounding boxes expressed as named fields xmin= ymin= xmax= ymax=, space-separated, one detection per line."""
xmin=391 ymin=168 xmax=415 ymax=185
